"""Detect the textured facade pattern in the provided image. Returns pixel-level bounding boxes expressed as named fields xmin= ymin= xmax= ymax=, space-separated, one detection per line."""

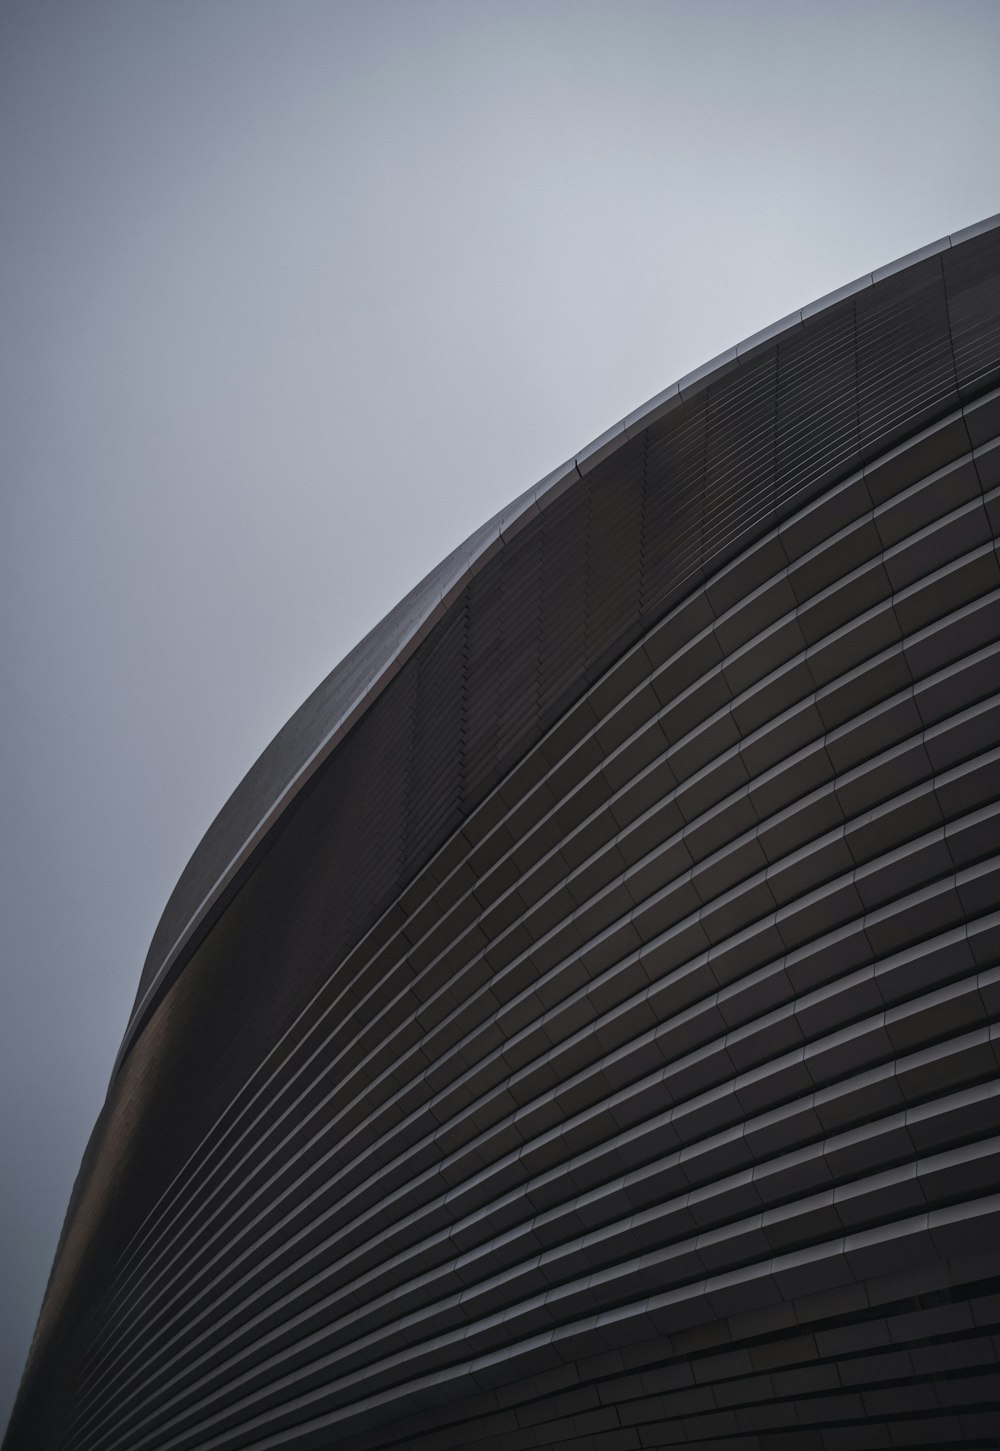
xmin=6 ymin=221 xmax=1000 ymax=1451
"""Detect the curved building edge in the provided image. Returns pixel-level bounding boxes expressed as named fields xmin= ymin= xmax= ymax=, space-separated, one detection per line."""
xmin=122 ymin=212 xmax=1000 ymax=1075
xmin=5 ymin=214 xmax=1000 ymax=1451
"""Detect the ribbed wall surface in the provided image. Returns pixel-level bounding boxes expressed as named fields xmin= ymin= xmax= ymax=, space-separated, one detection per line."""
xmin=129 ymin=226 xmax=1000 ymax=1059
xmin=6 ymin=227 xmax=1000 ymax=1451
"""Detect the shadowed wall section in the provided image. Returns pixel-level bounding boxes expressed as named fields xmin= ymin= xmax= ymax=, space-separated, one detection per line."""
xmin=6 ymin=220 xmax=1000 ymax=1451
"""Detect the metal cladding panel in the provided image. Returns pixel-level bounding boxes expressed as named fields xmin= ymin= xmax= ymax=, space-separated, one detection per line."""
xmin=7 ymin=222 xmax=1000 ymax=1451
xmin=855 ymin=258 xmax=957 ymax=458
xmin=774 ymin=301 xmax=859 ymax=513
xmin=945 ymin=226 xmax=1000 ymax=397
xmin=640 ymin=392 xmax=709 ymax=617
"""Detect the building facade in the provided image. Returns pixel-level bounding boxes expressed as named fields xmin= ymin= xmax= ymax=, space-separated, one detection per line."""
xmin=7 ymin=218 xmax=1000 ymax=1451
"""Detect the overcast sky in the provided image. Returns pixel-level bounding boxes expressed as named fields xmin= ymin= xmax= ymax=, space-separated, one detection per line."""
xmin=2 ymin=0 xmax=999 ymax=1432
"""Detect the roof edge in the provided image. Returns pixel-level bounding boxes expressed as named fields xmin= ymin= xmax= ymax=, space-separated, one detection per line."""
xmin=113 ymin=211 xmax=1000 ymax=1077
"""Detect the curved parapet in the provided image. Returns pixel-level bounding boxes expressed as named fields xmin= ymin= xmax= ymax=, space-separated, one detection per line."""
xmin=124 ymin=214 xmax=1000 ymax=1074
xmin=7 ymin=217 xmax=1000 ymax=1450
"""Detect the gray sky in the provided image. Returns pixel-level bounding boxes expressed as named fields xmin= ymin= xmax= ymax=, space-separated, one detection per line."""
xmin=2 ymin=0 xmax=998 ymax=1431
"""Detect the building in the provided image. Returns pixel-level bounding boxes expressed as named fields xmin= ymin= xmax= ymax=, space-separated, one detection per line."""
xmin=6 ymin=218 xmax=1000 ymax=1451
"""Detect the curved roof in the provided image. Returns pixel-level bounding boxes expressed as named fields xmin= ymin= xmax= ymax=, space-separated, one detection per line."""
xmin=119 ymin=213 xmax=1000 ymax=1076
